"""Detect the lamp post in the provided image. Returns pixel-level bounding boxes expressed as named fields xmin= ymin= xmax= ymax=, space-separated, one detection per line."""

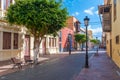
xmin=84 ymin=16 xmax=90 ymax=68
xmin=96 ymin=37 xmax=99 ymax=55
xmin=68 ymin=33 xmax=72 ymax=55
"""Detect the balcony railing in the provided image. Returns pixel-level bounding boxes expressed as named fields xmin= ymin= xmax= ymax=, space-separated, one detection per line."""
xmin=74 ymin=21 xmax=80 ymax=33
xmin=98 ymin=4 xmax=112 ymax=32
xmin=102 ymin=13 xmax=111 ymax=32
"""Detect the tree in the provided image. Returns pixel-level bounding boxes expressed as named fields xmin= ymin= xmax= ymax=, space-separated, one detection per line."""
xmin=90 ymin=39 xmax=98 ymax=44
xmin=90 ymin=39 xmax=100 ymax=55
xmin=90 ymin=39 xmax=100 ymax=46
xmin=6 ymin=0 xmax=68 ymax=63
xmin=74 ymin=34 xmax=86 ymax=51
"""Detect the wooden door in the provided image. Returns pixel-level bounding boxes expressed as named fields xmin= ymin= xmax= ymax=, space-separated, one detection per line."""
xmin=42 ymin=37 xmax=46 ymax=55
xmin=25 ymin=35 xmax=30 ymax=56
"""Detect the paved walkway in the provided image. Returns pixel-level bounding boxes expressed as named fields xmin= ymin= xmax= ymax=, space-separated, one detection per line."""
xmin=0 ymin=57 xmax=50 ymax=76
xmin=0 ymin=53 xmax=68 ymax=76
xmin=0 ymin=50 xmax=120 ymax=80
xmin=75 ymin=51 xmax=120 ymax=80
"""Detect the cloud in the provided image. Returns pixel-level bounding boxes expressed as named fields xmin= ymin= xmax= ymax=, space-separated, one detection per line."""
xmin=95 ymin=10 xmax=98 ymax=14
xmin=75 ymin=12 xmax=79 ymax=15
xmin=72 ymin=12 xmax=79 ymax=16
xmin=88 ymin=25 xmax=102 ymax=35
xmin=84 ymin=7 xmax=95 ymax=15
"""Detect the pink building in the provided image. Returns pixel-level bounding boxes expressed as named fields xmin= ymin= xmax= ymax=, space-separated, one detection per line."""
xmin=59 ymin=16 xmax=80 ymax=52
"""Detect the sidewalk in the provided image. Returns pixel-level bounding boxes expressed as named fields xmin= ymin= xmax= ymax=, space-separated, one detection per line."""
xmin=0 ymin=53 xmax=68 ymax=76
xmin=0 ymin=57 xmax=50 ymax=76
xmin=75 ymin=51 xmax=120 ymax=80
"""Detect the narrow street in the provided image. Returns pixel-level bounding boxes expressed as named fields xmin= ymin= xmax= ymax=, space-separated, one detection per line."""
xmin=0 ymin=0 xmax=120 ymax=80
xmin=0 ymin=52 xmax=93 ymax=80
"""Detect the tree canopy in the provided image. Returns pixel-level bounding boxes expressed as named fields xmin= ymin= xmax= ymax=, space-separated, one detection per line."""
xmin=6 ymin=0 xmax=68 ymax=40
xmin=6 ymin=0 xmax=68 ymax=63
xmin=90 ymin=39 xmax=100 ymax=45
xmin=74 ymin=34 xmax=86 ymax=44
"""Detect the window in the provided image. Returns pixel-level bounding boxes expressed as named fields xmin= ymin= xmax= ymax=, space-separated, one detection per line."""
xmin=116 ymin=35 xmax=119 ymax=44
xmin=55 ymin=38 xmax=56 ymax=47
xmin=52 ymin=38 xmax=54 ymax=47
xmin=59 ymin=31 xmax=62 ymax=42
xmin=49 ymin=38 xmax=51 ymax=47
xmin=0 ymin=0 xmax=1 ymax=9
xmin=3 ymin=32 xmax=11 ymax=49
xmin=3 ymin=0 xmax=12 ymax=10
xmin=14 ymin=33 xmax=18 ymax=49
xmin=114 ymin=0 xmax=117 ymax=21
xmin=10 ymin=0 xmax=12 ymax=3
xmin=59 ymin=37 xmax=61 ymax=42
xmin=74 ymin=22 xmax=76 ymax=27
xmin=59 ymin=31 xmax=62 ymax=37
xmin=74 ymin=21 xmax=80 ymax=32
xmin=3 ymin=0 xmax=6 ymax=10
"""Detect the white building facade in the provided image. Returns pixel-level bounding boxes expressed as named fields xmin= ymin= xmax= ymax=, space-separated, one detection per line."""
xmin=0 ymin=0 xmax=59 ymax=61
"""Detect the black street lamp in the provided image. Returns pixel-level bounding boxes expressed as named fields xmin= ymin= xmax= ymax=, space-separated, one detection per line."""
xmin=96 ymin=37 xmax=99 ymax=55
xmin=68 ymin=33 xmax=72 ymax=55
xmin=84 ymin=16 xmax=90 ymax=68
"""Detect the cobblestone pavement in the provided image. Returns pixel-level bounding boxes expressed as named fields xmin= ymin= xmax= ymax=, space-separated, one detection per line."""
xmin=0 ymin=50 xmax=120 ymax=80
xmin=0 ymin=53 xmax=93 ymax=80
xmin=0 ymin=53 xmax=69 ymax=76
xmin=75 ymin=50 xmax=120 ymax=80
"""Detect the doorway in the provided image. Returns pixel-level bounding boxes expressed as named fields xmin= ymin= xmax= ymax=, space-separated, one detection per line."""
xmin=42 ymin=37 xmax=46 ymax=55
xmin=24 ymin=35 xmax=30 ymax=57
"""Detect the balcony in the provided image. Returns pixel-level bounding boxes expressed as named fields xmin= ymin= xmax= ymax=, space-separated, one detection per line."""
xmin=102 ymin=13 xmax=111 ymax=32
xmin=74 ymin=21 xmax=80 ymax=33
xmin=98 ymin=4 xmax=111 ymax=14
xmin=98 ymin=4 xmax=111 ymax=32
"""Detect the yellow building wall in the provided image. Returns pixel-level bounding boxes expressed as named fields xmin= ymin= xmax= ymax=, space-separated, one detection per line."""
xmin=0 ymin=22 xmax=59 ymax=61
xmin=111 ymin=0 xmax=120 ymax=68
xmin=0 ymin=21 xmax=22 ymax=61
xmin=0 ymin=50 xmax=21 ymax=61
xmin=0 ymin=0 xmax=59 ymax=61
xmin=105 ymin=33 xmax=111 ymax=56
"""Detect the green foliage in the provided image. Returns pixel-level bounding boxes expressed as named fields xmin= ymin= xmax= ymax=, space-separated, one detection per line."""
xmin=6 ymin=0 xmax=68 ymax=38
xmin=90 ymin=39 xmax=100 ymax=44
xmin=6 ymin=0 xmax=68 ymax=63
xmin=74 ymin=34 xmax=86 ymax=44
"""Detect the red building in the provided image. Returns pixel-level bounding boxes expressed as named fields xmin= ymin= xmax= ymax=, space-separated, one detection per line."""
xmin=59 ymin=16 xmax=80 ymax=52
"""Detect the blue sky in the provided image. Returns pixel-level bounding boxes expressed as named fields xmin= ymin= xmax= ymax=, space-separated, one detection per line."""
xmin=62 ymin=0 xmax=103 ymax=40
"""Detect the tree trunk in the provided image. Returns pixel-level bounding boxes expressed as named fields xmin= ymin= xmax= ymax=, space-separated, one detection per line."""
xmin=33 ymin=37 xmax=41 ymax=64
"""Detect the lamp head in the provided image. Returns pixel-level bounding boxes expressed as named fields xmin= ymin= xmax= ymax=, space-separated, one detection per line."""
xmin=84 ymin=16 xmax=90 ymax=26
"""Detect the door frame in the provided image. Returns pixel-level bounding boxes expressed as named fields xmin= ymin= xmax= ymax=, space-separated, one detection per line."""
xmin=24 ymin=35 xmax=30 ymax=57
